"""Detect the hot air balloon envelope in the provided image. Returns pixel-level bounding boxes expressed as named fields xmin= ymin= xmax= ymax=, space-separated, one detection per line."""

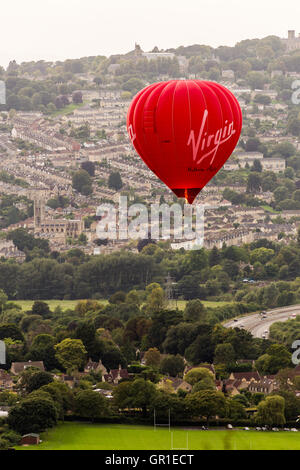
xmin=127 ymin=80 xmax=242 ymax=203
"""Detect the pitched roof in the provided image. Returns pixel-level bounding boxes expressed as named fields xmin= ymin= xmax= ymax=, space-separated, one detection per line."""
xmin=85 ymin=358 xmax=99 ymax=370
xmin=103 ymin=366 xmax=129 ymax=383
xmin=231 ymin=371 xmax=260 ymax=381
xmin=160 ymin=377 xmax=192 ymax=391
xmin=110 ymin=368 xmax=129 ymax=380
xmin=11 ymin=361 xmax=45 ymax=374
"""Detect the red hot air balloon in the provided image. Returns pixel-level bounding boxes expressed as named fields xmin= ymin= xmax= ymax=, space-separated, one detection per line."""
xmin=127 ymin=80 xmax=242 ymax=204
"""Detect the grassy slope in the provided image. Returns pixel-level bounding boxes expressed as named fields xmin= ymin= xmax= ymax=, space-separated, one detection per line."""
xmin=16 ymin=423 xmax=300 ymax=450
xmin=50 ymin=101 xmax=87 ymax=117
xmin=174 ymin=300 xmax=232 ymax=310
xmin=260 ymin=205 xmax=279 ymax=214
xmin=10 ymin=299 xmax=108 ymax=311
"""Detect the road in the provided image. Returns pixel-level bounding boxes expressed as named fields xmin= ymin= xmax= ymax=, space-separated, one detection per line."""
xmin=224 ymin=304 xmax=300 ymax=339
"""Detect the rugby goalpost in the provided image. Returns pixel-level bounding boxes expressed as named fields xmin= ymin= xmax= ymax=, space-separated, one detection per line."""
xmin=171 ymin=432 xmax=189 ymax=451
xmin=153 ymin=409 xmax=189 ymax=450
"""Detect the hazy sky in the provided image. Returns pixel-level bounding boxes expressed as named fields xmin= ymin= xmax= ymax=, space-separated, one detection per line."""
xmin=0 ymin=0 xmax=299 ymax=67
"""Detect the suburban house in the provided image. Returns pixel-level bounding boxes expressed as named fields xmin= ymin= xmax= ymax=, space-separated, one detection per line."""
xmin=158 ymin=377 xmax=192 ymax=394
xmin=229 ymin=372 xmax=260 ymax=381
xmin=248 ymin=377 xmax=278 ymax=394
xmin=10 ymin=361 xmax=45 ymax=375
xmin=224 ymin=371 xmax=262 ymax=395
xmin=84 ymin=358 xmax=108 ymax=376
xmin=103 ymin=365 xmax=129 ymax=384
xmin=226 ymin=152 xmax=286 ymax=173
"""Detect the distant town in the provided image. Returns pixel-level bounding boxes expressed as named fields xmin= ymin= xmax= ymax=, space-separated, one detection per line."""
xmin=0 ymin=31 xmax=299 ymax=258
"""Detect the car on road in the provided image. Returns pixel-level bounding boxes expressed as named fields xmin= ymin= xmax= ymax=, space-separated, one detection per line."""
xmin=262 ymin=334 xmax=266 ymax=339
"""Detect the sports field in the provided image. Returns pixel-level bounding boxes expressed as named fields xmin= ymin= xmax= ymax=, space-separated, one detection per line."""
xmin=16 ymin=423 xmax=300 ymax=450
xmin=11 ymin=299 xmax=231 ymax=312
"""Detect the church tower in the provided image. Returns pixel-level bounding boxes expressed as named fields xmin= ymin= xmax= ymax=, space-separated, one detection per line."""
xmin=27 ymin=188 xmax=48 ymax=229
xmin=34 ymin=198 xmax=45 ymax=228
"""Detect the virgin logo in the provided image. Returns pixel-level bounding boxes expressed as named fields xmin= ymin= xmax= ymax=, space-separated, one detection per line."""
xmin=187 ymin=109 xmax=236 ymax=165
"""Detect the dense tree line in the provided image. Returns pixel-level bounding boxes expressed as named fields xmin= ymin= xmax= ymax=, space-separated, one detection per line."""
xmin=1 ymin=231 xmax=300 ymax=308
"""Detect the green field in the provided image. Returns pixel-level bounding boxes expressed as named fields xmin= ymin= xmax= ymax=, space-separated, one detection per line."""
xmin=50 ymin=101 xmax=87 ymax=117
xmin=10 ymin=299 xmax=230 ymax=312
xmin=10 ymin=300 xmax=82 ymax=311
xmin=16 ymin=423 xmax=300 ymax=450
xmin=171 ymin=300 xmax=232 ymax=310
xmin=260 ymin=205 xmax=280 ymax=214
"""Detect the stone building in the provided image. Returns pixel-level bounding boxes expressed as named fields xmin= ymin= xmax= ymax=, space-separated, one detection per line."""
xmin=31 ymin=189 xmax=84 ymax=241
xmin=281 ymin=30 xmax=300 ymax=52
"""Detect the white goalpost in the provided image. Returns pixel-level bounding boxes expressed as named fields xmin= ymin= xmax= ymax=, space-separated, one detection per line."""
xmin=153 ymin=409 xmax=189 ymax=450
xmin=170 ymin=432 xmax=189 ymax=450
